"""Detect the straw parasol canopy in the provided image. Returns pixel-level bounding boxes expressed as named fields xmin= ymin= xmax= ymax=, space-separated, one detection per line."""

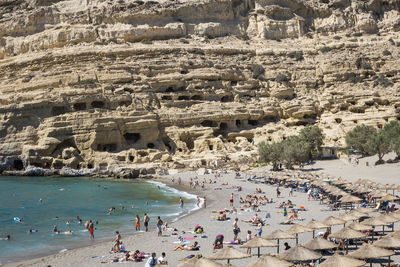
xmin=347 ymin=222 xmax=373 ymax=231
xmin=339 ymin=195 xmax=362 ymax=203
xmin=348 ymin=244 xmax=395 ymax=259
xmin=376 ymin=214 xmax=400 ymax=223
xmin=329 ymin=227 xmax=367 ymax=240
xmin=288 ymin=224 xmax=313 ymax=234
xmin=355 ymin=207 xmax=374 ymax=214
xmin=349 ymin=209 xmax=368 ymax=218
xmin=303 ymin=237 xmax=337 ymax=250
xmin=318 ymin=255 xmax=366 ymax=267
xmin=264 ymin=230 xmax=296 ymax=253
xmin=374 ymin=235 xmax=400 ymax=248
xmin=339 ymin=212 xmax=359 ymax=221
xmin=279 ymin=245 xmax=322 ymax=262
xmin=379 ymin=194 xmax=399 ymax=202
xmin=177 ymin=256 xmax=223 ymax=267
xmin=240 ymin=237 xmax=277 ymax=257
xmin=208 ymin=246 xmax=251 ymax=264
xmin=305 ymin=219 xmax=329 ymax=230
xmin=246 ymin=254 xmax=293 ymax=267
xmin=370 ymin=191 xmax=387 ymax=198
xmin=323 ymin=216 xmax=346 ymax=226
xmin=361 ymin=217 xmax=390 ymax=226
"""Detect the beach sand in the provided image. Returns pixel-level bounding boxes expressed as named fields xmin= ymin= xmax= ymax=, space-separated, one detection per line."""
xmin=5 ymin=157 xmax=400 ymax=267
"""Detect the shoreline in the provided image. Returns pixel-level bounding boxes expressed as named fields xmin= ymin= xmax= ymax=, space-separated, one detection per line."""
xmin=1 ymin=175 xmax=209 ymax=266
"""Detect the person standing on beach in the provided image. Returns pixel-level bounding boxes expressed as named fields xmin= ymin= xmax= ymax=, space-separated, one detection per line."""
xmin=88 ymin=220 xmax=94 ymax=240
xmin=144 ymin=213 xmax=150 ymax=232
xmin=179 ymin=197 xmax=184 ymax=208
xmin=135 ymin=215 xmax=140 ymax=231
xmin=233 ymin=218 xmax=240 ymax=240
xmin=203 ymin=196 xmax=207 ymax=208
xmin=256 ymin=222 xmax=262 ymax=236
xmin=145 ymin=252 xmax=157 ymax=267
xmin=229 ymin=193 xmax=234 ymax=207
xmin=196 ymin=196 xmax=200 ymax=207
xmin=156 ymin=216 xmax=163 ymax=237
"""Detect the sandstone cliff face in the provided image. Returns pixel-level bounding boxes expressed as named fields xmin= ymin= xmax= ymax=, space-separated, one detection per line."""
xmin=0 ymin=0 xmax=399 ymax=175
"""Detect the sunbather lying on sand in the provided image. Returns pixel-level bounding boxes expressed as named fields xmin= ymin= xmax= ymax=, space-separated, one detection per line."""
xmin=174 ymin=241 xmax=200 ymax=251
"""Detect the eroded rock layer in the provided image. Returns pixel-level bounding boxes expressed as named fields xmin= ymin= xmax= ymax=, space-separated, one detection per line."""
xmin=0 ymin=0 xmax=400 ymax=174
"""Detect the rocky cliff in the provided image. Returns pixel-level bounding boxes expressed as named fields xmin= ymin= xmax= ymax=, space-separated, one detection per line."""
xmin=0 ymin=0 xmax=399 ymax=175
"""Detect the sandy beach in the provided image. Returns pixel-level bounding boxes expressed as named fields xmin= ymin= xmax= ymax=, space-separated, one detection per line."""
xmin=4 ymin=157 xmax=400 ymax=267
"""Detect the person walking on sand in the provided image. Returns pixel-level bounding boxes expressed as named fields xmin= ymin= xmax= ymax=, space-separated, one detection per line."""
xmin=203 ymin=196 xmax=206 ymax=208
xmin=289 ymin=187 xmax=293 ymax=197
xmin=156 ymin=216 xmax=163 ymax=237
xmin=144 ymin=213 xmax=150 ymax=232
xmin=179 ymin=197 xmax=184 ymax=208
xmin=196 ymin=196 xmax=200 ymax=207
xmin=246 ymin=230 xmax=252 ymax=254
xmin=229 ymin=193 xmax=234 ymax=207
xmin=256 ymin=222 xmax=262 ymax=237
xmin=88 ymin=220 xmax=94 ymax=240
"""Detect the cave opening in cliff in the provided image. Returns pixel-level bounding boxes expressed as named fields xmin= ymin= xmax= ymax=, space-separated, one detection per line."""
xmin=201 ymin=120 xmax=218 ymax=127
xmin=147 ymin=143 xmax=155 ymax=149
xmin=124 ymin=133 xmax=141 ymax=144
xmin=87 ymin=163 xmax=93 ymax=169
xmin=13 ymin=159 xmax=24 ymax=170
xmin=209 ymin=145 xmax=213 ymax=150
xmin=190 ymin=95 xmax=202 ymax=100
xmin=335 ymin=118 xmax=342 ymax=123
xmin=221 ymin=95 xmax=233 ymax=102
xmin=73 ymin=102 xmax=86 ymax=111
xmin=178 ymin=95 xmax=190 ymax=100
xmin=231 ymin=81 xmax=237 ymax=86
xmin=236 ymin=120 xmax=241 ymax=127
xmin=51 ymin=106 xmax=66 ymax=116
xmin=351 ymin=108 xmax=365 ymax=114
xmin=129 ymin=156 xmax=134 ymax=162
xmin=162 ymin=137 xmax=173 ymax=152
xmin=180 ymin=135 xmax=194 ymax=150
xmin=161 ymin=95 xmax=172 ymax=100
xmin=219 ymin=122 xmax=228 ymax=131
xmin=165 ymin=87 xmax=174 ymax=92
xmin=248 ymin=120 xmax=259 ymax=126
xmin=91 ymin=101 xmax=104 ymax=108
xmin=97 ymin=144 xmax=117 ymax=152
xmin=295 ymin=121 xmax=308 ymax=126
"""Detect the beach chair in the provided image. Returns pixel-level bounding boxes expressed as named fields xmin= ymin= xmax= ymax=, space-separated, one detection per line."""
xmin=390 ymin=204 xmax=396 ymax=212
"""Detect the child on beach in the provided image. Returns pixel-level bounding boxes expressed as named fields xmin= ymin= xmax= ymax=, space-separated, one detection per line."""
xmin=157 ymin=216 xmax=163 ymax=237
xmin=246 ymin=230 xmax=252 ymax=254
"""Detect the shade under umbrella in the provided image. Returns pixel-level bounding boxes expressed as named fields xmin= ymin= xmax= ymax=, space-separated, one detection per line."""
xmin=303 ymin=237 xmax=337 ymax=250
xmin=279 ymin=245 xmax=322 ymax=262
xmin=374 ymin=235 xmax=400 ymax=248
xmin=265 ymin=230 xmax=295 ymax=253
xmin=177 ymin=257 xmax=223 ymax=267
xmin=339 ymin=195 xmax=362 ymax=203
xmin=246 ymin=254 xmax=293 ymax=267
xmin=240 ymin=237 xmax=277 ymax=257
xmin=318 ymin=254 xmax=366 ymax=267
xmin=329 ymin=227 xmax=367 ymax=240
xmin=323 ymin=216 xmax=346 ymax=226
xmin=347 ymin=222 xmax=373 ymax=232
xmin=208 ymin=246 xmax=250 ymax=264
xmin=287 ymin=224 xmax=313 ymax=245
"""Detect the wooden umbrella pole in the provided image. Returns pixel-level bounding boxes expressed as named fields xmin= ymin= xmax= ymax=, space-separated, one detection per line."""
xmin=258 ymin=247 xmax=260 ymax=258
xmin=296 ymin=233 xmax=298 ymax=245
xmin=277 ymin=239 xmax=280 ymax=254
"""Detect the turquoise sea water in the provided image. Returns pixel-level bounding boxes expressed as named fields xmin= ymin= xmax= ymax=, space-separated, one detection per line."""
xmin=0 ymin=176 xmax=197 ymax=264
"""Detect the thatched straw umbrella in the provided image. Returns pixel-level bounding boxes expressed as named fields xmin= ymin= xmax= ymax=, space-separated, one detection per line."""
xmin=208 ymin=246 xmax=250 ymax=264
xmin=328 ymin=227 xmax=367 ymax=253
xmin=264 ymin=230 xmax=295 ymax=253
xmin=347 ymin=222 xmax=373 ymax=232
xmin=339 ymin=212 xmax=359 ymax=222
xmin=279 ymin=245 xmax=322 ymax=263
xmin=340 ymin=195 xmax=362 ymax=203
xmin=303 ymin=237 xmax=337 ymax=251
xmin=177 ymin=256 xmax=223 ymax=267
xmin=305 ymin=219 xmax=329 ymax=238
xmin=355 ymin=207 xmax=374 ymax=214
xmin=361 ymin=216 xmax=390 ymax=240
xmin=348 ymin=244 xmax=395 ymax=267
xmin=240 ymin=237 xmax=277 ymax=257
xmin=349 ymin=209 xmax=368 ymax=219
xmin=287 ymin=224 xmax=313 ymax=245
xmin=374 ymin=235 xmax=400 ymax=248
xmin=379 ymin=194 xmax=399 ymax=202
xmin=318 ymin=254 xmax=366 ymax=267
xmin=323 ymin=216 xmax=346 ymax=227
xmin=246 ymin=254 xmax=293 ymax=267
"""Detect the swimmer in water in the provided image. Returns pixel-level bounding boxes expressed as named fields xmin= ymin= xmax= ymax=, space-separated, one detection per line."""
xmin=66 ymin=220 xmax=70 ymax=225
xmin=131 ymin=203 xmax=135 ymax=209
xmin=0 ymin=235 xmax=10 ymax=240
xmin=55 ymin=216 xmax=59 ymax=220
xmin=39 ymin=198 xmax=43 ymax=203
xmin=28 ymin=229 xmax=38 ymax=234
xmin=53 ymin=225 xmax=58 ymax=232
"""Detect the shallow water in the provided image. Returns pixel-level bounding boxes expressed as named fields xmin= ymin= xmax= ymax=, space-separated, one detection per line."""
xmin=0 ymin=176 xmax=197 ymax=264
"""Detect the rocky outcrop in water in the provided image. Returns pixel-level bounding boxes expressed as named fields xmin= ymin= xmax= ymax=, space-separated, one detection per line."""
xmin=0 ymin=0 xmax=399 ymax=175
